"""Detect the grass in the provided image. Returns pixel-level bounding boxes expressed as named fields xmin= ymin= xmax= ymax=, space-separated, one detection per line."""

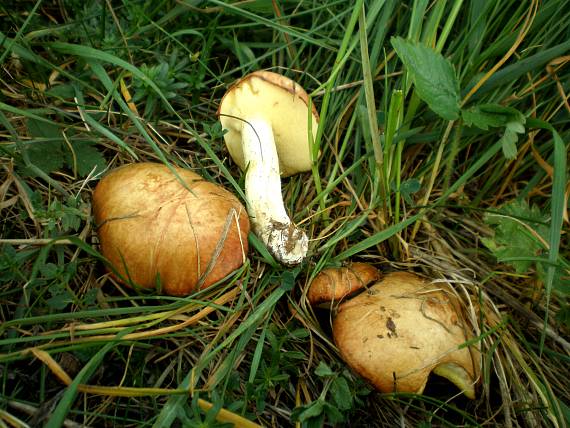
xmin=1 ymin=0 xmax=569 ymax=427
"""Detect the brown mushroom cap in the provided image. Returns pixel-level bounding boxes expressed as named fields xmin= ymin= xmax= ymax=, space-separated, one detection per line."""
xmin=92 ymin=163 xmax=250 ymax=296
xmin=333 ymin=272 xmax=481 ymax=398
xmin=217 ymin=70 xmax=319 ymax=177
xmin=307 ymin=263 xmax=381 ymax=305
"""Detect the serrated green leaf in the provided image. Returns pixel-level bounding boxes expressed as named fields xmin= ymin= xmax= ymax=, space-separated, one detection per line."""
xmin=461 ymin=106 xmax=508 ymax=130
xmin=21 ymin=117 xmax=65 ymax=176
xmin=499 ymin=128 xmax=519 ymax=160
xmin=46 ymin=289 xmax=73 ymax=310
xmin=22 ymin=141 xmax=65 ymax=176
xmin=483 ymin=200 xmax=549 ymax=274
xmin=462 ymin=104 xmax=526 ymax=131
xmin=391 ymin=37 xmax=460 ymax=120
xmin=65 ymin=141 xmax=107 ymax=177
xmin=40 ymin=263 xmax=59 ymax=279
xmin=506 ymin=120 xmax=525 ymax=134
xmin=27 ymin=118 xmax=61 ymax=140
xmin=399 ymin=178 xmax=421 ymax=204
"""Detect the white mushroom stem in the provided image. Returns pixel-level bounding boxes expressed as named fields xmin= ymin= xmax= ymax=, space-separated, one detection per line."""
xmin=241 ymin=117 xmax=308 ymax=265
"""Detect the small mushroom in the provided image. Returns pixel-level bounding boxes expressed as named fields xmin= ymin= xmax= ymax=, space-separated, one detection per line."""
xmin=217 ymin=70 xmax=319 ymax=266
xmin=307 ymin=263 xmax=381 ymax=305
xmin=92 ymin=163 xmax=250 ymax=296
xmin=309 ymin=268 xmax=481 ymax=399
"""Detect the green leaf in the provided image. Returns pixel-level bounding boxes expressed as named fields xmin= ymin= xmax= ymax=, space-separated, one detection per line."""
xmin=46 ymin=288 xmax=74 ymax=310
xmin=291 ymin=399 xmax=324 ymax=422
xmin=482 ymin=200 xmax=549 ymax=274
xmin=64 ymin=141 xmax=107 ymax=177
xmin=462 ymin=106 xmax=508 ymax=130
xmin=21 ymin=118 xmax=65 ymax=176
xmin=461 ymin=104 xmax=526 ymax=160
xmin=330 ymin=376 xmax=353 ymax=411
xmin=396 ymin=178 xmax=421 ymax=204
xmin=279 ymin=268 xmax=300 ymax=292
xmin=40 ymin=263 xmax=60 ymax=280
xmin=499 ymin=128 xmax=519 ymax=160
xmin=314 ymin=362 xmax=335 ymax=378
xmin=22 ymin=141 xmax=65 ymax=176
xmin=462 ymin=104 xmax=526 ymax=132
xmin=506 ymin=120 xmax=525 ymax=134
xmin=322 ymin=401 xmax=344 ymax=423
xmin=391 ymin=37 xmax=460 ymax=120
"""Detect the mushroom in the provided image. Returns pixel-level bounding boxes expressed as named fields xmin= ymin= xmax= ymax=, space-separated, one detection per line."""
xmin=308 ymin=267 xmax=481 ymax=399
xmin=307 ymin=262 xmax=381 ymax=305
xmin=92 ymin=163 xmax=250 ymax=296
xmin=217 ymin=70 xmax=319 ymax=266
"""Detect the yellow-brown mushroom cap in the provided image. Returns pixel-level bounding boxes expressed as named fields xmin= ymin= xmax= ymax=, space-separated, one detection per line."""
xmin=92 ymin=163 xmax=250 ymax=296
xmin=217 ymin=70 xmax=319 ymax=177
xmin=307 ymin=263 xmax=381 ymax=305
xmin=333 ymin=272 xmax=481 ymax=398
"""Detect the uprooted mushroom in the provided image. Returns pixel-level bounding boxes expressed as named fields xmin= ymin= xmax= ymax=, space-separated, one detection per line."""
xmin=308 ymin=264 xmax=481 ymax=399
xmin=217 ymin=70 xmax=319 ymax=266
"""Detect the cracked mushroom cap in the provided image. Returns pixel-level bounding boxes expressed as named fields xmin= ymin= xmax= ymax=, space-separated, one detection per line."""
xmin=217 ymin=70 xmax=319 ymax=177
xmin=93 ymin=163 xmax=250 ymax=296
xmin=332 ymin=271 xmax=481 ymax=399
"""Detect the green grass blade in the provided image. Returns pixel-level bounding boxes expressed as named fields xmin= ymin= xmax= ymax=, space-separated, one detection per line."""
xmin=0 ymin=0 xmax=43 ymax=64
xmin=333 ymin=213 xmax=420 ymax=262
xmin=45 ymin=333 xmax=128 ymax=428
xmin=465 ymin=40 xmax=570 ymax=101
